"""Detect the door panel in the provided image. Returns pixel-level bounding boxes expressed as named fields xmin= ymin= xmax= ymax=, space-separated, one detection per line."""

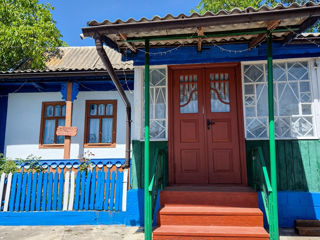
xmin=171 ymin=65 xmax=242 ymax=184
xmin=205 ymin=68 xmax=241 ymax=184
xmin=173 ymin=69 xmax=207 ymax=184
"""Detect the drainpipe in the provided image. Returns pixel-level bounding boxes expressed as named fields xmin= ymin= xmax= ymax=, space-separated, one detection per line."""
xmin=94 ymin=36 xmax=132 ymax=169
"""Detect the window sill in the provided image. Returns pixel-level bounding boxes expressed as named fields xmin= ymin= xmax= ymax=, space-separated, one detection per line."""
xmin=84 ymin=143 xmax=116 ymax=148
xmin=39 ymin=144 xmax=64 ymax=149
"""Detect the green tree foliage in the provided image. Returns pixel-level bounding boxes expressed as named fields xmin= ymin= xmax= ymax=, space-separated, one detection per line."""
xmin=0 ymin=0 xmax=65 ymax=71
xmin=192 ymin=0 xmax=320 ymax=14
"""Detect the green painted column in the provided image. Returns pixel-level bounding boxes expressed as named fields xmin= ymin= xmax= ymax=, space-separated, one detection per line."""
xmin=144 ymin=39 xmax=152 ymax=240
xmin=267 ymin=32 xmax=279 ymax=240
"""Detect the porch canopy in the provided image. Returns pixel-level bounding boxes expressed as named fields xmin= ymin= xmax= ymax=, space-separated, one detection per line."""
xmin=82 ymin=2 xmax=320 ymax=51
xmin=81 ymin=3 xmax=320 ymax=240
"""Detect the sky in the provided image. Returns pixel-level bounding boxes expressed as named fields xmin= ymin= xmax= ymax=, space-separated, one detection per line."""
xmin=41 ymin=0 xmax=200 ymax=46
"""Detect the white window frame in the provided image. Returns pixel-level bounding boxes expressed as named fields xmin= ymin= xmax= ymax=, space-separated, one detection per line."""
xmin=241 ymin=58 xmax=320 ymax=140
xmin=134 ymin=65 xmax=168 ymax=141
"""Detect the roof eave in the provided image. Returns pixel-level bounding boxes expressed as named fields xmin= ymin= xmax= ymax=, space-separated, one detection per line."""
xmin=82 ymin=5 xmax=320 ymax=38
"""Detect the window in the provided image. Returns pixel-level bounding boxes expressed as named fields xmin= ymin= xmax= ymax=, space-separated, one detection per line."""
xmin=84 ymin=100 xmax=117 ymax=147
xmin=243 ymin=61 xmax=315 ymax=139
xmin=39 ymin=102 xmax=66 ymax=147
xmin=142 ymin=68 xmax=167 ymax=140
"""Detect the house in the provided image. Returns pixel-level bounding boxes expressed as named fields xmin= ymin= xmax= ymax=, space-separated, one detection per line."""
xmin=80 ymin=2 xmax=320 ymax=240
xmin=1 ymin=2 xmax=320 ymax=240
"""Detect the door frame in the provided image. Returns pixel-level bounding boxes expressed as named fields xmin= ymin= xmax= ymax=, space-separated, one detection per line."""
xmin=167 ymin=62 xmax=247 ymax=185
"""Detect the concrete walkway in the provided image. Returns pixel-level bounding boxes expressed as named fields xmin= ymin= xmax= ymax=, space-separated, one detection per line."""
xmin=0 ymin=226 xmax=319 ymax=240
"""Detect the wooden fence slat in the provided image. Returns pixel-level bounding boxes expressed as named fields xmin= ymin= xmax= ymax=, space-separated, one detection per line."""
xmin=104 ymin=171 xmax=110 ymax=210
xmin=0 ymin=173 xmax=6 ymax=211
xmin=98 ymin=171 xmax=105 ymax=210
xmin=3 ymin=173 xmax=12 ymax=212
xmin=68 ymin=171 xmax=75 ymax=211
xmin=79 ymin=171 xmax=86 ymax=210
xmin=74 ymin=171 xmax=81 ymax=210
xmin=89 ymin=169 xmax=96 ymax=210
xmin=122 ymin=169 xmax=128 ymax=212
xmin=30 ymin=172 xmax=37 ymax=211
xmin=94 ymin=170 xmax=101 ymax=209
xmin=14 ymin=172 xmax=23 ymax=211
xmin=9 ymin=173 xmax=17 ymax=211
xmin=63 ymin=171 xmax=70 ymax=211
xmin=25 ymin=172 xmax=32 ymax=211
xmin=36 ymin=172 xmax=43 ymax=211
xmin=47 ymin=172 xmax=53 ymax=211
xmin=109 ymin=171 xmax=116 ymax=211
xmin=116 ymin=171 xmax=123 ymax=211
xmin=52 ymin=172 xmax=59 ymax=210
xmin=58 ymin=171 xmax=64 ymax=211
xmin=84 ymin=170 xmax=92 ymax=210
xmin=20 ymin=172 xmax=28 ymax=211
xmin=42 ymin=172 xmax=48 ymax=211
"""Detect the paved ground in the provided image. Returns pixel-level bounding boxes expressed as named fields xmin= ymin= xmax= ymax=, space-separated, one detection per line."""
xmin=0 ymin=226 xmax=319 ymax=240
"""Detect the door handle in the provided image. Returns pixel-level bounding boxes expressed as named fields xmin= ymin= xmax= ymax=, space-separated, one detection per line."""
xmin=207 ymin=119 xmax=215 ymax=129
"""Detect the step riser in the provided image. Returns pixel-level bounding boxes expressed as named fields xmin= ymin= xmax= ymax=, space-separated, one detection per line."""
xmin=161 ymin=191 xmax=258 ymax=208
xmin=153 ymin=235 xmax=269 ymax=240
xmin=159 ymin=215 xmax=263 ymax=227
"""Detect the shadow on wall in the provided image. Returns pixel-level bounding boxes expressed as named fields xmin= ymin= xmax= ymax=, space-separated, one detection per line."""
xmin=246 ymin=139 xmax=320 ymax=228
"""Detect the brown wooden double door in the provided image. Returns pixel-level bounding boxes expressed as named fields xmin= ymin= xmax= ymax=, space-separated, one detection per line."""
xmin=170 ymin=64 xmax=244 ymax=184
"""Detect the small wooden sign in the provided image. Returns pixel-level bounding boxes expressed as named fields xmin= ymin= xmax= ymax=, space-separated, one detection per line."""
xmin=56 ymin=126 xmax=78 ymax=137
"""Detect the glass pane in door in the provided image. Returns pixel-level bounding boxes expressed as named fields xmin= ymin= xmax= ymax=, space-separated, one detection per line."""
xmin=180 ymin=75 xmax=198 ymax=114
xmin=210 ymin=73 xmax=230 ymax=112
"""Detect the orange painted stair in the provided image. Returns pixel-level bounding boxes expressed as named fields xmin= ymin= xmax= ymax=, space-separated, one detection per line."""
xmin=153 ymin=225 xmax=269 ymax=240
xmin=153 ymin=186 xmax=269 ymax=240
xmin=159 ymin=205 xmax=264 ymax=226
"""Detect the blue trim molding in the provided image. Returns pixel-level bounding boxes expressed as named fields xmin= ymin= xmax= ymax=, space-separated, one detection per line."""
xmin=125 ymin=43 xmax=320 ymax=66
xmin=0 ymin=96 xmax=8 ymax=154
xmin=60 ymin=82 xmax=79 ymax=102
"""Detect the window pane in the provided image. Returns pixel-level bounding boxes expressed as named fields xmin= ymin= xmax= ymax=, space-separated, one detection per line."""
xmin=154 ymin=88 xmax=166 ymax=119
xmin=88 ymin=118 xmax=99 ymax=143
xmin=209 ymin=73 xmax=230 ymax=112
xmin=101 ymin=118 xmax=113 ymax=143
xmin=56 ymin=119 xmax=65 ymax=144
xmin=46 ymin=105 xmax=54 ymax=117
xmin=54 ymin=105 xmax=61 ymax=117
xmin=90 ymin=104 xmax=97 ymax=116
xmin=106 ymin=104 xmax=113 ymax=115
xmin=44 ymin=120 xmax=55 ymax=144
xmin=150 ymin=120 xmax=166 ymax=139
xmin=98 ymin=104 xmax=105 ymax=116
xmin=62 ymin=105 xmax=66 ymax=117
xmin=180 ymin=75 xmax=198 ymax=114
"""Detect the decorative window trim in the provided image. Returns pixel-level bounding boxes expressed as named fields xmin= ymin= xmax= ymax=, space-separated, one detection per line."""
xmin=39 ymin=101 xmax=66 ymax=149
xmin=140 ymin=66 xmax=168 ymax=141
xmin=84 ymin=100 xmax=117 ymax=148
xmin=241 ymin=58 xmax=319 ymax=140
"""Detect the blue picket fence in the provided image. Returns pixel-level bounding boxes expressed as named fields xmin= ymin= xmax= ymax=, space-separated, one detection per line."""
xmin=0 ymin=168 xmax=125 ymax=212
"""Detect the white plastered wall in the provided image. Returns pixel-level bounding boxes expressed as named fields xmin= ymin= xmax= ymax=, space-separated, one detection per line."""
xmin=4 ymin=90 xmax=133 ymax=159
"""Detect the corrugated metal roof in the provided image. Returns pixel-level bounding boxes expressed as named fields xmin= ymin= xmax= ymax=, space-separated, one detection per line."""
xmin=82 ymin=2 xmax=320 ymax=49
xmin=1 ymin=46 xmax=133 ymax=74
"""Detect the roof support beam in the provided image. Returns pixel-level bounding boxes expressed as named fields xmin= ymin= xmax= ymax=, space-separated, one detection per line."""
xmin=282 ymin=17 xmax=318 ymax=44
xmin=249 ymin=20 xmax=281 ymax=49
xmin=118 ymin=33 xmax=137 ymax=53
xmin=123 ymin=27 xmax=300 ymax=43
xmin=197 ymin=27 xmax=204 ymax=52
xmin=82 ymin=5 xmax=320 ymax=37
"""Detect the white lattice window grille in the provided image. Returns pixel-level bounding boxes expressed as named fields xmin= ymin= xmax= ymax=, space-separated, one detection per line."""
xmin=142 ymin=68 xmax=167 ymax=140
xmin=243 ymin=61 xmax=315 ymax=139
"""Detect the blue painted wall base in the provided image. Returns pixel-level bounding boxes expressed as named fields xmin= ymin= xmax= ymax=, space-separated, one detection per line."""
xmin=258 ymin=191 xmax=320 ymax=228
